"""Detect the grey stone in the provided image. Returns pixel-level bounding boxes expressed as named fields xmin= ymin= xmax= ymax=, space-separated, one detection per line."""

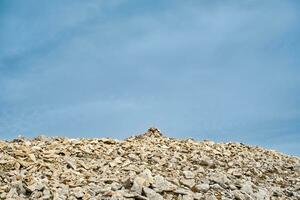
xmin=194 ymin=183 xmax=210 ymax=192
xmin=143 ymin=187 xmax=163 ymax=200
xmin=180 ymin=178 xmax=195 ymax=188
xmin=183 ymin=171 xmax=195 ymax=179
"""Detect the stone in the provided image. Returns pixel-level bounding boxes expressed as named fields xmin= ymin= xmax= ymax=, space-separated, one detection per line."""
xmin=193 ymin=193 xmax=203 ymax=200
xmin=174 ymin=188 xmax=191 ymax=195
xmin=233 ymin=190 xmax=245 ymax=200
xmin=131 ymin=177 xmax=147 ymax=194
xmin=199 ymin=156 xmax=214 ymax=167
xmin=194 ymin=183 xmax=210 ymax=192
xmin=205 ymin=194 xmax=217 ymax=200
xmin=255 ymin=188 xmax=270 ymax=200
xmin=183 ymin=170 xmax=195 ymax=179
xmin=111 ymin=182 xmax=122 ymax=191
xmin=152 ymin=175 xmax=177 ymax=192
xmin=182 ymin=194 xmax=194 ymax=200
xmin=180 ymin=178 xmax=195 ymax=188
xmin=143 ymin=187 xmax=163 ymax=200
xmin=293 ymin=164 xmax=300 ymax=173
xmin=73 ymin=187 xmax=84 ymax=198
xmin=209 ymin=173 xmax=229 ymax=188
xmin=140 ymin=169 xmax=154 ymax=184
xmin=241 ymin=181 xmax=253 ymax=195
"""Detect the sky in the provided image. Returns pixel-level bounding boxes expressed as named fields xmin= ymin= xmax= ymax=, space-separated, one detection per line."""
xmin=0 ymin=0 xmax=300 ymax=155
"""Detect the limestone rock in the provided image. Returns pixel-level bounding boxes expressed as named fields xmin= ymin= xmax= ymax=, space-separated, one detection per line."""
xmin=180 ymin=178 xmax=195 ymax=188
xmin=152 ymin=175 xmax=177 ymax=192
xmin=194 ymin=183 xmax=210 ymax=192
xmin=183 ymin=170 xmax=195 ymax=179
xmin=0 ymin=128 xmax=299 ymax=200
xmin=143 ymin=187 xmax=163 ymax=200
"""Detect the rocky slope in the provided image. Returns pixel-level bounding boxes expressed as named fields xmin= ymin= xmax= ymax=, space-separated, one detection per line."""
xmin=0 ymin=128 xmax=299 ymax=200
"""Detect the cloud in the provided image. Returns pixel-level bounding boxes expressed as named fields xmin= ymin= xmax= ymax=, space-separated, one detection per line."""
xmin=0 ymin=0 xmax=300 ymax=155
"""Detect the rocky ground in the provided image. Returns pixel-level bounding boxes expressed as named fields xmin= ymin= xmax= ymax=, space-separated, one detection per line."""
xmin=0 ymin=128 xmax=299 ymax=200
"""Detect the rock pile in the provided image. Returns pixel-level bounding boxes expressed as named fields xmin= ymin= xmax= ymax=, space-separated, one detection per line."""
xmin=0 ymin=128 xmax=299 ymax=200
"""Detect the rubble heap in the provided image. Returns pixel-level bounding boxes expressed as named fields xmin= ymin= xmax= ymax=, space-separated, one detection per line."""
xmin=0 ymin=128 xmax=299 ymax=200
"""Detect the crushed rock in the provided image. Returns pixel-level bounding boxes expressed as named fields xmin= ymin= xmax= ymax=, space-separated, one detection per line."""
xmin=0 ymin=127 xmax=299 ymax=200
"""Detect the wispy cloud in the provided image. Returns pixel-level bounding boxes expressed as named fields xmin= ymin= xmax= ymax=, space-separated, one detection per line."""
xmin=0 ymin=0 xmax=300 ymax=155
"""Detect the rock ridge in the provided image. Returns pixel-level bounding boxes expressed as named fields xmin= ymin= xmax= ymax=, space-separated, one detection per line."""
xmin=0 ymin=128 xmax=299 ymax=200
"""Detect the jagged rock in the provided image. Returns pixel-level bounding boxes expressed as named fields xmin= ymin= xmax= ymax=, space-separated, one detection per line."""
xmin=110 ymin=182 xmax=122 ymax=191
xmin=182 ymin=194 xmax=194 ymax=200
xmin=152 ymin=175 xmax=177 ymax=192
xmin=131 ymin=176 xmax=147 ymax=194
xmin=183 ymin=170 xmax=195 ymax=179
xmin=180 ymin=178 xmax=195 ymax=188
xmin=174 ymin=187 xmax=191 ymax=195
xmin=131 ymin=169 xmax=155 ymax=194
xmin=140 ymin=169 xmax=154 ymax=184
xmin=194 ymin=183 xmax=210 ymax=192
xmin=205 ymin=194 xmax=218 ymax=200
xmin=241 ymin=181 xmax=253 ymax=195
xmin=143 ymin=187 xmax=163 ymax=200
xmin=293 ymin=164 xmax=300 ymax=173
xmin=73 ymin=187 xmax=84 ymax=198
xmin=199 ymin=156 xmax=214 ymax=167
xmin=255 ymin=188 xmax=270 ymax=200
xmin=193 ymin=193 xmax=203 ymax=200
xmin=233 ymin=190 xmax=245 ymax=200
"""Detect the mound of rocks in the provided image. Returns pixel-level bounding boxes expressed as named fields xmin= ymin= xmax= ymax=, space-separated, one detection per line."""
xmin=0 ymin=128 xmax=299 ymax=200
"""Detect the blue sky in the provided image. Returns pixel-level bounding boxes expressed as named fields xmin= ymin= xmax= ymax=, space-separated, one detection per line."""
xmin=0 ymin=0 xmax=300 ymax=155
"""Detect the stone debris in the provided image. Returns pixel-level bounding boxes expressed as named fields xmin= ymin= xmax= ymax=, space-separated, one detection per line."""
xmin=194 ymin=183 xmax=210 ymax=193
xmin=0 ymin=127 xmax=299 ymax=200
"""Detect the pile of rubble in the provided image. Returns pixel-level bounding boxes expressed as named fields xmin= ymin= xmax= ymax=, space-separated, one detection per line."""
xmin=0 ymin=128 xmax=299 ymax=200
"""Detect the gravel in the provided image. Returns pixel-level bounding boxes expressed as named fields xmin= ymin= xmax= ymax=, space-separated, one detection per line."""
xmin=0 ymin=128 xmax=299 ymax=200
